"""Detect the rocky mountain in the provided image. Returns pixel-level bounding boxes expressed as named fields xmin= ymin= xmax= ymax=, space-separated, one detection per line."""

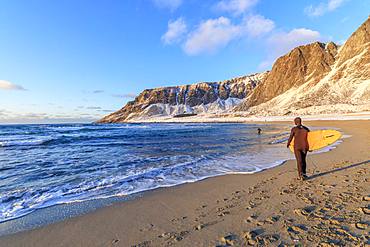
xmin=98 ymin=16 xmax=370 ymax=123
xmin=237 ymin=41 xmax=338 ymax=108
xmin=97 ymin=72 xmax=267 ymax=123
xmin=235 ymin=16 xmax=370 ymax=115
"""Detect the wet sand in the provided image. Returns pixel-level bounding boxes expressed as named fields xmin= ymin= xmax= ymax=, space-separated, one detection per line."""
xmin=1 ymin=120 xmax=369 ymax=246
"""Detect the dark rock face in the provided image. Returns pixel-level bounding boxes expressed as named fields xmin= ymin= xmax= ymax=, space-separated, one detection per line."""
xmin=97 ymin=73 xmax=267 ymax=123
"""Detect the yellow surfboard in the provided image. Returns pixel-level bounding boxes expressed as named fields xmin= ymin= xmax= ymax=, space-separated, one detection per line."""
xmin=289 ymin=129 xmax=342 ymax=152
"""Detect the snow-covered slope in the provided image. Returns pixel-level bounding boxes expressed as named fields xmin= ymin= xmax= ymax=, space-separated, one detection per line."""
xmin=97 ymin=72 xmax=267 ymax=123
xmin=234 ymin=16 xmax=370 ymax=116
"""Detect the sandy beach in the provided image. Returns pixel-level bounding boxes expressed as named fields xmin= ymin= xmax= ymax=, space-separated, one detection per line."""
xmin=1 ymin=120 xmax=369 ymax=246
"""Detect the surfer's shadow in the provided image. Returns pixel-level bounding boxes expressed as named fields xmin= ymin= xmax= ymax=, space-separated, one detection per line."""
xmin=306 ymin=160 xmax=370 ymax=180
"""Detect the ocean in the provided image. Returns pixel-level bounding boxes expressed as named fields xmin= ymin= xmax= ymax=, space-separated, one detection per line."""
xmin=0 ymin=123 xmax=294 ymax=226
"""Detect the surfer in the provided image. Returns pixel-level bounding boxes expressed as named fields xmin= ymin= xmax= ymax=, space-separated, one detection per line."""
xmin=257 ymin=128 xmax=262 ymax=135
xmin=287 ymin=117 xmax=310 ymax=180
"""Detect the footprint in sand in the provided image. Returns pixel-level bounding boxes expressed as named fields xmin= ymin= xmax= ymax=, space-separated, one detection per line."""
xmin=243 ymin=228 xmax=265 ymax=241
xmin=248 ymin=201 xmax=257 ymax=207
xmin=318 ymin=242 xmax=338 ymax=247
xmin=244 ymin=214 xmax=260 ymax=224
xmin=279 ymin=189 xmax=290 ymax=195
xmin=158 ymin=230 xmax=190 ymax=242
xmin=244 ymin=230 xmax=281 ymax=245
xmin=195 ymin=204 xmax=208 ymax=212
xmin=280 ymin=200 xmax=290 ymax=205
xmin=287 ymin=224 xmax=308 ymax=235
xmin=170 ymin=215 xmax=188 ymax=224
xmin=359 ymin=206 xmax=370 ymax=214
xmin=139 ymin=223 xmax=155 ymax=232
xmin=362 ymin=195 xmax=370 ymax=201
xmin=194 ymin=220 xmax=219 ymax=231
xmin=232 ymin=190 xmax=242 ymax=196
xmin=219 ymin=234 xmax=239 ymax=246
xmin=111 ymin=238 xmax=120 ymax=245
xmin=294 ymin=205 xmax=316 ymax=218
xmin=132 ymin=240 xmax=152 ymax=247
xmin=256 ymin=220 xmax=265 ymax=226
xmin=257 ymin=234 xmax=280 ymax=245
xmin=218 ymin=211 xmax=230 ymax=217
xmin=354 ymin=222 xmax=368 ymax=230
xmin=264 ymin=215 xmax=281 ymax=224
xmin=173 ymin=231 xmax=190 ymax=242
xmin=158 ymin=232 xmax=172 ymax=239
xmin=217 ymin=206 xmax=225 ymax=213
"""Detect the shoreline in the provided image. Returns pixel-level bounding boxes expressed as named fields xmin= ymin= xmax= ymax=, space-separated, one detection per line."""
xmin=1 ymin=120 xmax=369 ymax=246
xmin=0 ymin=122 xmax=335 ymax=235
xmin=0 ymin=122 xmax=294 ymax=236
xmin=123 ymin=112 xmax=370 ymax=123
xmin=0 ymin=158 xmax=293 ymax=237
xmin=0 ymin=122 xmax=294 ymax=231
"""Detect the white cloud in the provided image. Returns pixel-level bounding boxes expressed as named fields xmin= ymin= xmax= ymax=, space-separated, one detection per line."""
xmin=243 ymin=14 xmax=275 ymax=37
xmin=0 ymin=109 xmax=9 ymax=116
xmin=183 ymin=17 xmax=240 ymax=55
xmin=86 ymin=106 xmax=102 ymax=110
xmin=0 ymin=109 xmax=103 ymax=124
xmin=328 ymin=0 xmax=345 ymax=10
xmin=0 ymin=114 xmax=98 ymax=124
xmin=112 ymin=93 xmax=136 ymax=98
xmin=268 ymin=28 xmax=321 ymax=54
xmin=182 ymin=15 xmax=274 ymax=55
xmin=304 ymin=3 xmax=326 ymax=17
xmin=304 ymin=0 xmax=346 ymax=17
xmin=259 ymin=28 xmax=321 ymax=69
xmin=215 ymin=0 xmax=259 ymax=15
xmin=0 ymin=80 xmax=26 ymax=91
xmin=152 ymin=0 xmax=183 ymax=11
xmin=161 ymin=18 xmax=187 ymax=45
xmin=99 ymin=109 xmax=114 ymax=113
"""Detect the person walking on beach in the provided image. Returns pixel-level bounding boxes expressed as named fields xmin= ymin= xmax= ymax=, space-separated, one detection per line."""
xmin=287 ymin=117 xmax=310 ymax=180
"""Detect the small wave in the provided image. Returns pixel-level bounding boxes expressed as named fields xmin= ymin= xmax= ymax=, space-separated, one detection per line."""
xmin=0 ymin=138 xmax=54 ymax=147
xmin=107 ymin=124 xmax=150 ymax=129
xmin=46 ymin=126 xmax=85 ymax=131
xmin=269 ymin=137 xmax=289 ymax=144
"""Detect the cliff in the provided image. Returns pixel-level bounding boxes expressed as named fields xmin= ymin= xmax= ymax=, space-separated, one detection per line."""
xmin=97 ymin=72 xmax=267 ymax=123
xmin=234 ymin=16 xmax=370 ymax=115
xmin=235 ymin=41 xmax=338 ymax=109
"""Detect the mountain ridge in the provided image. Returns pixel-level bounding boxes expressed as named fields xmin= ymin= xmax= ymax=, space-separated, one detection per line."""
xmin=98 ymin=16 xmax=370 ymax=123
xmin=97 ymin=72 xmax=267 ymax=123
xmin=234 ymin=16 xmax=370 ymax=116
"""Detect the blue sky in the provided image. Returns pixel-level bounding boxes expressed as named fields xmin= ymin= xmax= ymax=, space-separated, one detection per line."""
xmin=0 ymin=0 xmax=369 ymax=123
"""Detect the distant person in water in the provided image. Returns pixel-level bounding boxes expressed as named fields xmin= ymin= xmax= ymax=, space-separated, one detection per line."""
xmin=257 ymin=128 xmax=262 ymax=135
xmin=287 ymin=117 xmax=310 ymax=180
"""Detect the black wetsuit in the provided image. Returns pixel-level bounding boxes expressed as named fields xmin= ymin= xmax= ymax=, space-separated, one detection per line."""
xmin=287 ymin=125 xmax=310 ymax=177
